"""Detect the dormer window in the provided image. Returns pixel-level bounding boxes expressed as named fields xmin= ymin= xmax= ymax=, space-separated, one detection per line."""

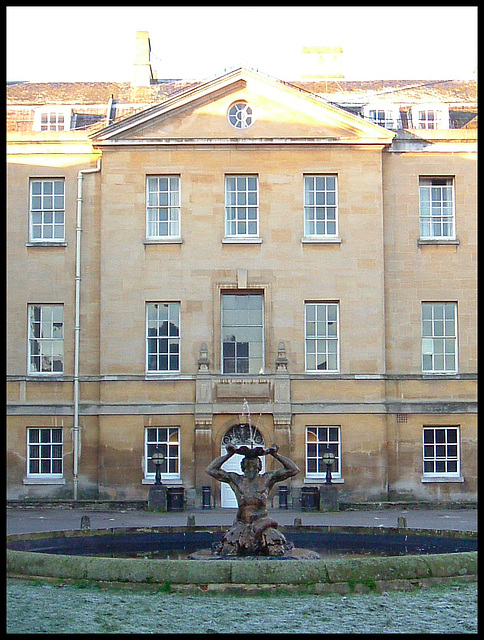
xmin=34 ymin=108 xmax=72 ymax=132
xmin=410 ymin=104 xmax=449 ymax=130
xmin=362 ymin=104 xmax=399 ymax=130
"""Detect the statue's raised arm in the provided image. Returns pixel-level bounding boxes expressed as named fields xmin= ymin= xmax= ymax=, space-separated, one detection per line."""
xmin=265 ymin=443 xmax=299 ymax=489
xmin=205 ymin=443 xmax=237 ymax=483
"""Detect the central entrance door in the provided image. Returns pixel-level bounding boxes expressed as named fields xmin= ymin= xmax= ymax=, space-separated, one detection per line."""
xmin=220 ymin=424 xmax=265 ymax=508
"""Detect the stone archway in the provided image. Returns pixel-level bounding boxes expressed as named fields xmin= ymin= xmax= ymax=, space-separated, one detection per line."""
xmin=220 ymin=424 xmax=265 ymax=508
xmin=221 ymin=423 xmax=265 ymax=449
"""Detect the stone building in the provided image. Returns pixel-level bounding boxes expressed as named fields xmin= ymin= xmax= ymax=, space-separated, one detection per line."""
xmin=7 ymin=34 xmax=477 ymax=506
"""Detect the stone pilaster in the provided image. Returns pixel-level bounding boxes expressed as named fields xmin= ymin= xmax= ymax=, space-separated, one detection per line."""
xmin=272 ymin=342 xmax=292 ymax=455
xmin=194 ymin=343 xmax=214 ymax=505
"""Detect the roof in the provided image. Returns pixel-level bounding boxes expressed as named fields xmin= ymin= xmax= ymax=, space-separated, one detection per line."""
xmin=7 ymin=77 xmax=476 ymax=106
xmin=6 ymin=80 xmax=198 ymax=105
xmin=290 ymin=79 xmax=477 ymax=105
xmin=6 ymin=74 xmax=477 ymax=134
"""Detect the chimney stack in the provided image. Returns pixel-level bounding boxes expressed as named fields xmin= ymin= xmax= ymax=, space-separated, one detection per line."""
xmin=300 ymin=46 xmax=344 ymax=80
xmin=132 ymin=31 xmax=154 ymax=86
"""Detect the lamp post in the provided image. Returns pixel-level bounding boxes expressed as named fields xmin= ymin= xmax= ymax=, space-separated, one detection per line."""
xmin=152 ymin=448 xmax=165 ymax=486
xmin=322 ymin=449 xmax=335 ymax=485
xmin=148 ymin=448 xmax=167 ymax=511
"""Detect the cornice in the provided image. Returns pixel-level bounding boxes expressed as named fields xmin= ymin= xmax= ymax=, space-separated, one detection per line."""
xmin=92 ymin=137 xmax=392 ymax=148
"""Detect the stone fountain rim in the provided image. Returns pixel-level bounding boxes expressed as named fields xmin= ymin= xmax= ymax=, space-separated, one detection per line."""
xmin=6 ymin=523 xmax=479 ymax=542
xmin=6 ymin=525 xmax=477 ymax=593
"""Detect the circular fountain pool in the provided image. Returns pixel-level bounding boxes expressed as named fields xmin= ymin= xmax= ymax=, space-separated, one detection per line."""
xmin=7 ymin=525 xmax=477 ymax=593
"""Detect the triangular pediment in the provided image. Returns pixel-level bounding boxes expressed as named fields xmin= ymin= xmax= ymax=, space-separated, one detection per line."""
xmin=92 ymin=68 xmax=395 ymax=145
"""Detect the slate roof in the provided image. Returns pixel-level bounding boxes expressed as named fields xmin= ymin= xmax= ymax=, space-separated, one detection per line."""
xmin=6 ymin=76 xmax=477 ymax=133
xmin=7 ymin=78 xmax=476 ymax=106
xmin=6 ymin=80 xmax=198 ymax=105
xmin=290 ymin=79 xmax=477 ymax=105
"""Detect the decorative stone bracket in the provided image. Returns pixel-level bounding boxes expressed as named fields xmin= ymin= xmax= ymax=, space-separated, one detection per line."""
xmin=195 ymin=342 xmax=292 ymax=425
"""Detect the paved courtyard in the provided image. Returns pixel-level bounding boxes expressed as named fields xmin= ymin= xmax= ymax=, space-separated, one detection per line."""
xmin=6 ymin=504 xmax=477 ymax=535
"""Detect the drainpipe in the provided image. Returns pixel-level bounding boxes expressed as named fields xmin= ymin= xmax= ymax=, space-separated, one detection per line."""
xmin=74 ymin=158 xmax=101 ymax=500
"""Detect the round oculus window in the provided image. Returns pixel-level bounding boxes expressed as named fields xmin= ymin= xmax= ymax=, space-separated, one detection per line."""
xmin=228 ymin=102 xmax=253 ymax=129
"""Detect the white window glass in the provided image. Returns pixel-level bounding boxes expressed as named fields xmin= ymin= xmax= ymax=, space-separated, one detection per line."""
xmin=146 ymin=303 xmax=180 ymax=372
xmin=419 ymin=178 xmax=455 ymax=239
xmin=305 ymin=302 xmax=339 ymax=372
xmin=225 ymin=175 xmax=259 ymax=237
xmin=222 ymin=293 xmax=264 ymax=374
xmin=306 ymin=426 xmax=341 ymax=478
xmin=27 ymin=428 xmax=63 ymax=476
xmin=145 ymin=427 xmax=180 ymax=480
xmin=304 ymin=175 xmax=338 ymax=237
xmin=28 ymin=304 xmax=64 ymax=374
xmin=423 ymin=427 xmax=460 ymax=476
xmin=422 ymin=302 xmax=457 ymax=373
xmin=30 ymin=179 xmax=65 ymax=242
xmin=146 ymin=176 xmax=180 ymax=238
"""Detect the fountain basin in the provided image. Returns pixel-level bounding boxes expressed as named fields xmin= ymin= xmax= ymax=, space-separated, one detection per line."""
xmin=7 ymin=525 xmax=477 ymax=593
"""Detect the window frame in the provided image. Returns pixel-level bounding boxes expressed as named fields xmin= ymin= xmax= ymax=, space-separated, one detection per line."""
xmin=305 ymin=426 xmax=341 ymax=479
xmin=419 ymin=177 xmax=455 ymax=240
xmin=421 ymin=302 xmax=458 ymax=374
xmin=27 ymin=304 xmax=64 ymax=375
xmin=362 ymin=104 xmax=399 ymax=129
xmin=146 ymin=302 xmax=181 ymax=374
xmin=303 ymin=175 xmax=339 ymax=239
xmin=33 ymin=107 xmax=72 ymax=132
xmin=410 ymin=104 xmax=449 ymax=130
xmin=145 ymin=175 xmax=181 ymax=240
xmin=224 ymin=175 xmax=259 ymax=239
xmin=221 ymin=291 xmax=265 ymax=375
xmin=26 ymin=427 xmax=63 ymax=478
xmin=422 ymin=426 xmax=460 ymax=478
xmin=305 ymin=301 xmax=340 ymax=373
xmin=29 ymin=178 xmax=66 ymax=243
xmin=227 ymin=101 xmax=254 ymax=129
xmin=144 ymin=426 xmax=181 ymax=481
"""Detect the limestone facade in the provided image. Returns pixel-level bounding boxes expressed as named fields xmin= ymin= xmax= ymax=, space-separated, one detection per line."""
xmin=7 ymin=68 xmax=477 ymax=505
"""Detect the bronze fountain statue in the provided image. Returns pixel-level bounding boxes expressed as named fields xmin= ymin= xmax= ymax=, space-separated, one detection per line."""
xmin=206 ymin=443 xmax=299 ymax=556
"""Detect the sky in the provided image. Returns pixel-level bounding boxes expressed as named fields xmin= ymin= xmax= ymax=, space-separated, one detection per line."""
xmin=6 ymin=6 xmax=478 ymax=83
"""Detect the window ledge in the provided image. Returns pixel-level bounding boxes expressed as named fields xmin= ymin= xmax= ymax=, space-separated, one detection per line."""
xmin=421 ymin=476 xmax=464 ymax=483
xmin=142 ymin=478 xmax=183 ymax=485
xmin=421 ymin=371 xmax=459 ymax=376
xmin=26 ymin=242 xmax=67 ymax=247
xmin=23 ymin=477 xmax=66 ymax=485
xmin=143 ymin=237 xmax=183 ymax=245
xmin=305 ymin=371 xmax=340 ymax=375
xmin=302 ymin=237 xmax=342 ymax=245
xmin=145 ymin=372 xmax=183 ymax=378
xmin=222 ymin=237 xmax=262 ymax=244
xmin=27 ymin=374 xmax=65 ymax=379
xmin=304 ymin=477 xmax=345 ymax=484
xmin=417 ymin=238 xmax=459 ymax=246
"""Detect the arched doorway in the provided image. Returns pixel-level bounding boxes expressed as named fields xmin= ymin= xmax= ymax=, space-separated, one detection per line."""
xmin=220 ymin=424 xmax=265 ymax=508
